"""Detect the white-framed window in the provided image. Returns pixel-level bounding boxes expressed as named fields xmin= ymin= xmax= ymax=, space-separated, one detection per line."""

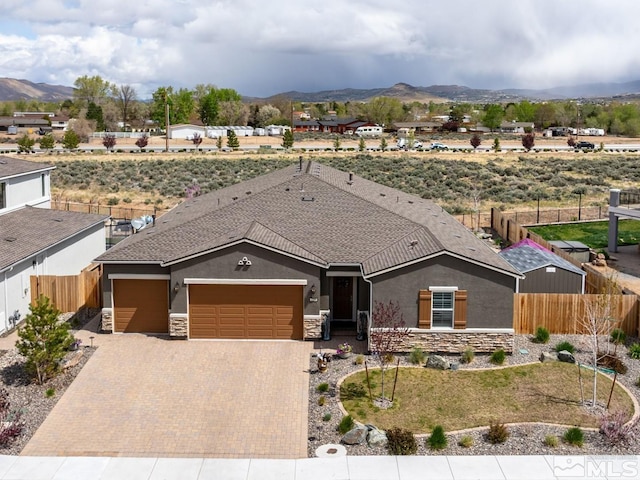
xmin=429 ymin=286 xmax=458 ymax=328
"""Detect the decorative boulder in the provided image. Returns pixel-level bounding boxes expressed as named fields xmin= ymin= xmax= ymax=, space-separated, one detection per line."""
xmin=557 ymin=350 xmax=576 ymax=364
xmin=427 ymin=354 xmax=450 ymax=370
xmin=539 ymin=352 xmax=557 ymax=363
xmin=366 ymin=426 xmax=387 ymax=447
xmin=341 ymin=425 xmax=368 ymax=445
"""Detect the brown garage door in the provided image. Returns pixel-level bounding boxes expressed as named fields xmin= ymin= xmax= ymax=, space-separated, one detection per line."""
xmin=189 ymin=284 xmax=303 ymax=339
xmin=113 ymin=279 xmax=169 ymax=333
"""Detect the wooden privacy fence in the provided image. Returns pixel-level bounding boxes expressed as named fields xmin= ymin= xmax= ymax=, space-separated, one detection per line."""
xmin=514 ymin=293 xmax=639 ymax=336
xmin=30 ymin=269 xmax=101 ymax=312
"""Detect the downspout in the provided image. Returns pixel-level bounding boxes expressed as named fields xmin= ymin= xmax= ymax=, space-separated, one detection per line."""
xmin=359 ymin=264 xmax=373 ymax=351
xmin=2 ymin=271 xmax=8 ymax=332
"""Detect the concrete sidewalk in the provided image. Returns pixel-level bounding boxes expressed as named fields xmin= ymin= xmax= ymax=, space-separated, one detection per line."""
xmin=0 ymin=455 xmax=638 ymax=480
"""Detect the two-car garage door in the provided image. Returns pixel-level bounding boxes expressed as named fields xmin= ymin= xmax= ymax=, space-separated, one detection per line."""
xmin=189 ymin=284 xmax=303 ymax=340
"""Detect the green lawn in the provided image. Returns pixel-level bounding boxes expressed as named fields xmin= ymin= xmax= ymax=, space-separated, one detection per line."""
xmin=529 ymin=219 xmax=640 ymax=249
xmin=340 ymin=363 xmax=634 ymax=433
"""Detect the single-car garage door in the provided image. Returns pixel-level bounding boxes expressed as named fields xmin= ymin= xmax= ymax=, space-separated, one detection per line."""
xmin=189 ymin=284 xmax=303 ymax=339
xmin=113 ymin=279 xmax=169 ymax=333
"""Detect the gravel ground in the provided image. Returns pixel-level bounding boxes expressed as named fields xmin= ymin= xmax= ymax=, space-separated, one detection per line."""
xmin=0 ymin=308 xmax=98 ymax=455
xmin=308 ymin=334 xmax=640 ymax=457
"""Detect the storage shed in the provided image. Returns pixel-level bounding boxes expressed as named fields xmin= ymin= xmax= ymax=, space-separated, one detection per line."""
xmin=500 ymin=239 xmax=586 ymax=294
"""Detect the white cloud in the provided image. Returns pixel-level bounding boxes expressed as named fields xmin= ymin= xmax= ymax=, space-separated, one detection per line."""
xmin=1 ymin=0 xmax=639 ymax=97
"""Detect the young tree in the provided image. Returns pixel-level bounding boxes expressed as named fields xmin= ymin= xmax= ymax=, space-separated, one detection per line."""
xmin=191 ymin=132 xmax=203 ymax=151
xmin=39 ymin=133 xmax=55 ymax=151
xmin=135 ymin=133 xmax=149 ymax=150
xmin=102 ymin=133 xmax=116 ymax=151
xmin=369 ymin=300 xmax=409 ymax=407
xmin=227 ymin=130 xmax=240 ymax=150
xmin=358 ymin=137 xmax=366 ymax=152
xmin=16 ymin=296 xmax=74 ymax=385
xmin=492 ymin=137 xmax=501 ymax=152
xmin=333 ymin=136 xmax=341 ymax=150
xmin=470 ymin=133 xmax=482 ymax=150
xmin=17 ymin=134 xmax=35 ymax=153
xmin=379 ymin=137 xmax=388 ymax=152
xmin=579 ymin=275 xmax=622 ymax=407
xmin=567 ymin=136 xmax=576 ymax=147
xmin=216 ymin=136 xmax=223 ymax=149
xmin=282 ymin=129 xmax=294 ymax=149
xmin=521 ymin=133 xmax=535 ymax=151
xmin=62 ymin=129 xmax=80 ymax=150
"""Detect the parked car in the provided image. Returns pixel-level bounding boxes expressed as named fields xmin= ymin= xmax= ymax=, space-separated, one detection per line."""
xmin=396 ymin=138 xmax=423 ymax=150
xmin=429 ymin=142 xmax=449 ymax=150
xmin=575 ymin=140 xmax=595 ymax=150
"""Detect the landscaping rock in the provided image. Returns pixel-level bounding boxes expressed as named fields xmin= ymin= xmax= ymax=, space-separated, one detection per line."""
xmin=557 ymin=350 xmax=576 ymax=364
xmin=366 ymin=426 xmax=387 ymax=447
xmin=539 ymin=352 xmax=557 ymax=362
xmin=341 ymin=425 xmax=368 ymax=445
xmin=427 ymin=354 xmax=450 ymax=370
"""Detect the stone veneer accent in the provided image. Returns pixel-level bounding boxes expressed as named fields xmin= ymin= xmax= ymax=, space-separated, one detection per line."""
xmin=393 ymin=329 xmax=514 ymax=354
xmin=101 ymin=308 xmax=113 ymax=333
xmin=304 ymin=314 xmax=323 ymax=340
xmin=169 ymin=313 xmax=189 ymax=337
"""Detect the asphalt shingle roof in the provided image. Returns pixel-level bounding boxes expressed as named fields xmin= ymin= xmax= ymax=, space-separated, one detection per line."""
xmin=0 ymin=156 xmax=54 ymax=180
xmin=0 ymin=206 xmax=108 ymax=271
xmin=499 ymin=242 xmax=586 ymax=276
xmin=97 ymin=161 xmax=520 ymax=277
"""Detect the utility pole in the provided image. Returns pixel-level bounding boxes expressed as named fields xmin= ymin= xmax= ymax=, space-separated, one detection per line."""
xmin=164 ymin=90 xmax=170 ymax=153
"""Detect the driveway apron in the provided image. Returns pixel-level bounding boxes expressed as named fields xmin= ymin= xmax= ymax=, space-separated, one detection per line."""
xmin=21 ymin=335 xmax=312 ymax=458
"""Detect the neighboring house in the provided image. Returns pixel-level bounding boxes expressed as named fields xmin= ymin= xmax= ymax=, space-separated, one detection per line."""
xmin=392 ymin=122 xmax=440 ymax=134
xmin=293 ymin=120 xmax=321 ymax=133
xmin=96 ymin=161 xmax=522 ymax=353
xmin=50 ymin=115 xmax=70 ymax=131
xmin=168 ymin=124 xmax=206 ymax=140
xmin=500 ymin=121 xmax=535 ymax=134
xmin=0 ymin=156 xmax=108 ymax=333
xmin=499 ymin=239 xmax=586 ymax=294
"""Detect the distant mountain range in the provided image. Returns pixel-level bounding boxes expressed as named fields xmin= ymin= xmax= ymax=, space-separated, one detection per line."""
xmin=2 ymin=76 xmax=640 ymax=104
xmin=0 ymin=78 xmax=74 ymax=102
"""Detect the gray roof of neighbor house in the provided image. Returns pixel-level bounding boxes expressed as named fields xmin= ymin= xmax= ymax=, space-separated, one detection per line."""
xmin=0 ymin=156 xmax=55 ymax=181
xmin=0 ymin=206 xmax=108 ymax=272
xmin=499 ymin=243 xmax=586 ymax=276
xmin=96 ymin=161 xmax=521 ymax=278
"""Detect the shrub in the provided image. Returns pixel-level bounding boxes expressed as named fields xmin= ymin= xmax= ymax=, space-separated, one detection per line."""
xmin=45 ymin=388 xmax=55 ymax=398
xmin=340 ymin=383 xmax=366 ymax=400
xmin=107 ymin=197 xmax=119 ymax=206
xmin=563 ymin=427 xmax=584 ymax=447
xmin=533 ymin=326 xmax=550 ymax=344
xmin=628 ymin=343 xmax=640 ymax=359
xmin=317 ymin=395 xmax=326 ymax=406
xmin=386 ymin=427 xmax=417 ymax=455
xmin=600 ymin=411 xmax=632 ymax=445
xmin=489 ymin=349 xmax=506 ymax=365
xmin=135 ymin=134 xmax=149 ymax=149
xmin=0 ymin=388 xmax=23 ymax=447
xmin=17 ymin=134 xmax=35 ymax=153
xmin=408 ymin=347 xmax=426 ymax=365
xmin=62 ymin=129 xmax=80 ymax=150
xmin=555 ymin=341 xmax=575 ymax=354
xmin=458 ymin=435 xmax=474 ymax=448
xmin=16 ymin=296 xmax=74 ymax=384
xmin=427 ymin=425 xmax=448 ymax=450
xmin=322 ymin=413 xmax=332 ymax=422
xmin=338 ymin=415 xmax=354 ymax=434
xmin=610 ymin=328 xmax=627 ymax=345
xmin=354 ymin=354 xmax=364 ymax=365
xmin=102 ymin=134 xmax=116 ymax=151
xmin=316 ymin=382 xmax=329 ymax=393
xmin=461 ymin=348 xmax=475 ymax=364
xmin=39 ymin=133 xmax=55 ymax=151
xmin=487 ymin=420 xmax=509 ymax=444
xmin=598 ymin=352 xmax=628 ymax=374
xmin=544 ymin=435 xmax=558 ymax=447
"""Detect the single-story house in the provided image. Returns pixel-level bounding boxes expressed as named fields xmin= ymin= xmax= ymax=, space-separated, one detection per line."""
xmin=168 ymin=124 xmax=206 ymax=140
xmin=0 ymin=156 xmax=108 ymax=332
xmin=96 ymin=161 xmax=522 ymax=353
xmin=499 ymin=239 xmax=586 ymax=294
xmin=500 ymin=121 xmax=535 ymax=134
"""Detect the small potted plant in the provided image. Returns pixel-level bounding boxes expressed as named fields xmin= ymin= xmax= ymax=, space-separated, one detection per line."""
xmin=336 ymin=342 xmax=353 ymax=359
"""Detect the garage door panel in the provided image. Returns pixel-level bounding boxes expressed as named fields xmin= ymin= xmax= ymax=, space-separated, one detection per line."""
xmin=113 ymin=279 xmax=169 ymax=334
xmin=188 ymin=284 xmax=302 ymax=339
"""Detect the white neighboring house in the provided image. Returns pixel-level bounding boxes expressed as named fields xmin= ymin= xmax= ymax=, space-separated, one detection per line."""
xmin=0 ymin=156 xmax=108 ymax=333
xmin=168 ymin=124 xmax=206 ymax=140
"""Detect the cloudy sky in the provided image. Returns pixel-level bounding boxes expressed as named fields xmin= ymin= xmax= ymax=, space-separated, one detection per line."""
xmin=0 ymin=0 xmax=638 ymax=98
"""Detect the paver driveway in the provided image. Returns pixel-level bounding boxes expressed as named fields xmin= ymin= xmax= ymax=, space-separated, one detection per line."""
xmin=21 ymin=334 xmax=312 ymax=458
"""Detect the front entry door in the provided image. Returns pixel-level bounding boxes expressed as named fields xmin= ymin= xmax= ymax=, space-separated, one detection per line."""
xmin=332 ymin=277 xmax=353 ymax=320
